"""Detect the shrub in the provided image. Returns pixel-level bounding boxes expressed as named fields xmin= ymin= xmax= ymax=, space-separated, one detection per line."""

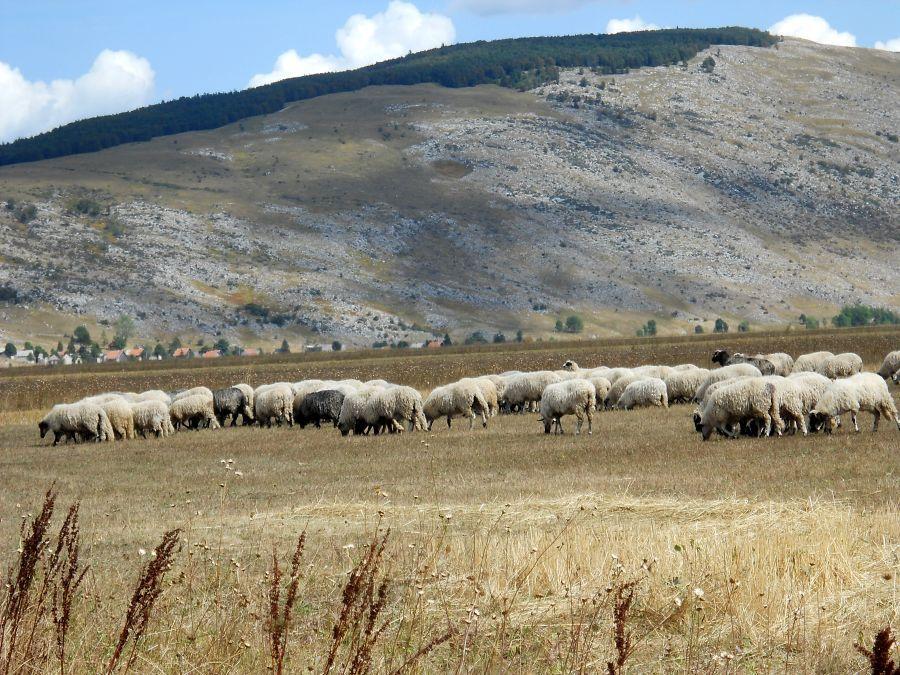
xmin=73 ymin=325 xmax=91 ymax=345
xmin=714 ymin=318 xmax=729 ymax=333
xmin=3 ymin=342 xmax=16 ymax=358
xmin=464 ymin=331 xmax=488 ymax=345
xmin=332 ymin=340 xmax=342 ymax=352
xmin=694 ymin=325 xmax=704 ymax=334
xmin=701 ymin=55 xmax=716 ymax=73
xmin=14 ymin=204 xmax=37 ymax=224
xmin=832 ymin=304 xmax=900 ymax=327
xmin=493 ymin=332 xmax=506 ymax=343
xmin=738 ymin=320 xmax=750 ymax=332
xmin=565 ymin=315 xmax=584 ymax=333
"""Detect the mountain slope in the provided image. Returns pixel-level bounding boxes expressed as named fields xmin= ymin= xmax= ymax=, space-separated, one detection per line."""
xmin=0 ymin=38 xmax=897 ymax=347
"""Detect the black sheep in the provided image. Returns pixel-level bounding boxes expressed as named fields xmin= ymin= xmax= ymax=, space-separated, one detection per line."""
xmin=294 ymin=389 xmax=345 ymax=429
xmin=213 ymin=387 xmax=253 ymax=427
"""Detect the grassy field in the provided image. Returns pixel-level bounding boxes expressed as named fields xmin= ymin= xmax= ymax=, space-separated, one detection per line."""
xmin=0 ymin=328 xmax=898 ymax=672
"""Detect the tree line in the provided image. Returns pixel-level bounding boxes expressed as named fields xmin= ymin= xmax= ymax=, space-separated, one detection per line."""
xmin=0 ymin=28 xmax=776 ymax=166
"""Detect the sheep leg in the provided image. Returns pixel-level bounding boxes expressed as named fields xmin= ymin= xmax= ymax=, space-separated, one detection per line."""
xmin=467 ymin=412 xmax=475 ymax=431
xmin=557 ymin=418 xmax=565 ymax=435
xmin=851 ymin=411 xmax=860 ymax=433
xmin=448 ymin=415 xmax=453 ymax=429
xmin=586 ymin=407 xmax=593 ymax=435
xmin=761 ymin=413 xmax=772 ymax=438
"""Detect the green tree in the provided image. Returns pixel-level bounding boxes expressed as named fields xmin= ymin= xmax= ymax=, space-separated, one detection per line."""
xmin=441 ymin=333 xmax=452 ymax=347
xmin=493 ymin=332 xmax=506 ymax=343
xmin=644 ymin=319 xmax=657 ymax=336
xmin=515 ymin=329 xmax=524 ymax=343
xmin=803 ymin=316 xmax=820 ymax=330
xmin=23 ymin=341 xmax=33 ymax=351
xmin=694 ymin=325 xmax=704 ymax=334
xmin=714 ymin=318 xmax=729 ymax=334
xmin=396 ymin=340 xmax=410 ymax=349
xmin=89 ymin=343 xmax=102 ymax=359
xmin=213 ymin=337 xmax=230 ymax=353
xmin=56 ymin=340 xmax=64 ymax=353
xmin=113 ymin=315 xmax=135 ymax=348
xmin=332 ymin=340 xmax=343 ymax=352
xmin=738 ymin=320 xmax=750 ymax=333
xmin=465 ymin=331 xmax=488 ymax=345
xmin=3 ymin=342 xmax=16 ymax=358
xmin=168 ymin=336 xmax=182 ymax=352
xmin=73 ymin=325 xmax=91 ymax=345
xmin=34 ymin=345 xmax=48 ymax=359
xmin=554 ymin=319 xmax=564 ymax=332
xmin=153 ymin=343 xmax=168 ymax=359
xmin=701 ymin=56 xmax=716 ymax=73
xmin=565 ymin=315 xmax=584 ymax=333
xmin=279 ymin=339 xmax=290 ymax=354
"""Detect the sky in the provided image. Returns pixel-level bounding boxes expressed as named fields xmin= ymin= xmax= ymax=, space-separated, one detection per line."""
xmin=1 ymin=0 xmax=898 ymax=143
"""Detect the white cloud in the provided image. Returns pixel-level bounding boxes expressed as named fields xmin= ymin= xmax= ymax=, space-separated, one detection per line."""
xmin=452 ymin=0 xmax=599 ymax=15
xmin=249 ymin=1 xmax=456 ymax=87
xmin=768 ymin=14 xmax=856 ymax=47
xmin=605 ymin=16 xmax=659 ymax=34
xmin=874 ymin=37 xmax=900 ymax=51
xmin=0 ymin=49 xmax=155 ymax=144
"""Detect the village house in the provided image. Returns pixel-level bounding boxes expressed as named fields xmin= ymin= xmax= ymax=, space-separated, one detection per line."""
xmin=201 ymin=349 xmax=221 ymax=359
xmin=171 ymin=347 xmax=194 ymax=359
xmin=103 ymin=349 xmax=127 ymax=363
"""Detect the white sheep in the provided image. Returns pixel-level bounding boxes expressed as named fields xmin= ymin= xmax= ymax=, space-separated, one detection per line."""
xmin=98 ymin=398 xmax=135 ymax=440
xmin=378 ymin=385 xmax=428 ymax=432
xmin=462 ymin=377 xmax=500 ymax=417
xmin=501 ymin=371 xmax=561 ymax=413
xmin=816 ymin=352 xmax=863 ymax=379
xmin=254 ymin=385 xmax=294 ymax=427
xmin=697 ymin=378 xmax=779 ymax=440
xmin=39 ymin=403 xmax=114 ymax=445
xmin=810 ymin=373 xmax=899 ymax=433
xmin=877 ymin=350 xmax=900 ymax=382
xmin=792 ymin=351 xmax=834 ymax=373
xmin=539 ymin=379 xmax=596 ymax=434
xmin=423 ymin=380 xmax=489 ymax=430
xmin=133 ymin=390 xmax=172 ymax=405
xmin=172 ymin=386 xmax=214 ymax=402
xmin=632 ymin=365 xmax=675 ymax=380
xmin=170 ymin=394 xmax=220 ymax=430
xmin=664 ymin=368 xmax=710 ymax=404
xmin=761 ymin=353 xmax=794 ymax=377
xmin=132 ymin=400 xmax=173 ymax=438
xmin=232 ymin=383 xmax=255 ymax=416
xmin=605 ymin=372 xmax=644 ymax=408
xmin=616 ymin=378 xmax=668 ymax=410
xmin=337 ymin=387 xmax=393 ymax=436
xmin=694 ymin=363 xmax=763 ymax=403
xmin=587 ymin=375 xmax=611 ymax=408
xmin=482 ymin=374 xmax=509 ymax=401
xmin=601 ymin=368 xmax=634 ymax=385
xmin=672 ymin=363 xmax=701 ymax=372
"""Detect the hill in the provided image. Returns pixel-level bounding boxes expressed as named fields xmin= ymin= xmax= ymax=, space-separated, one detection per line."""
xmin=0 ymin=36 xmax=897 ymax=348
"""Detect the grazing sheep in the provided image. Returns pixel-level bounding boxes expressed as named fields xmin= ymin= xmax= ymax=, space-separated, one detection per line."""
xmin=170 ymin=394 xmax=220 ymax=431
xmin=616 ymin=378 xmax=668 ymax=410
xmin=376 ymin=385 xmax=428 ymax=432
xmin=696 ymin=378 xmax=779 ymax=441
xmin=672 ymin=363 xmax=701 ymax=372
xmin=561 ymin=360 xmax=581 ymax=371
xmin=483 ymin=374 xmax=509 ymax=401
xmin=463 ymin=377 xmax=500 ymax=417
xmin=294 ymin=389 xmax=345 ymax=429
xmin=337 ymin=387 xmax=393 ymax=436
xmin=99 ymin=398 xmax=135 ymax=440
xmin=605 ymin=372 xmax=644 ymax=409
xmin=587 ymin=375 xmax=611 ymax=408
xmin=423 ymin=380 xmax=489 ymax=431
xmin=601 ymin=368 xmax=634 ymax=386
xmin=632 ymin=365 xmax=675 ymax=380
xmin=816 ymin=352 xmax=863 ymax=379
xmin=539 ymin=379 xmax=596 ymax=435
xmin=792 ymin=351 xmax=834 ymax=373
xmin=132 ymin=400 xmax=173 ymax=438
xmin=366 ymin=379 xmax=391 ymax=388
xmin=711 ymin=349 xmax=776 ymax=375
xmin=782 ymin=372 xmax=832 ymax=433
xmin=877 ymin=351 xmax=900 ymax=382
xmin=694 ymin=363 xmax=763 ymax=403
xmin=213 ymin=387 xmax=253 ymax=426
xmin=172 ymin=386 xmax=214 ymax=403
xmin=501 ymin=371 xmax=561 ymax=413
xmin=254 ymin=385 xmax=294 ymax=428
xmin=664 ymin=368 xmax=710 ymax=404
xmin=762 ymin=353 xmax=794 ymax=377
xmin=232 ymin=384 xmax=255 ymax=419
xmin=809 ymin=373 xmax=899 ymax=434
xmin=39 ymin=403 xmax=114 ymax=446
xmin=291 ymin=380 xmax=326 ymax=399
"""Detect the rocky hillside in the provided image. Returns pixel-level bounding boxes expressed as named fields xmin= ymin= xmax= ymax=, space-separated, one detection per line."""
xmin=0 ymin=38 xmax=897 ymax=347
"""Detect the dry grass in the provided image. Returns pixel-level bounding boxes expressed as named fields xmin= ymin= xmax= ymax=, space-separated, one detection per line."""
xmin=0 ymin=330 xmax=898 ymax=672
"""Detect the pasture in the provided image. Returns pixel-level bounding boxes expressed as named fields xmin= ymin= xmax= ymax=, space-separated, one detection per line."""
xmin=0 ymin=327 xmax=898 ymax=673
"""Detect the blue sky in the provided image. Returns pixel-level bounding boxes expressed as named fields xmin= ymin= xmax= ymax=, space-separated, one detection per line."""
xmin=1 ymin=1 xmax=898 ymax=142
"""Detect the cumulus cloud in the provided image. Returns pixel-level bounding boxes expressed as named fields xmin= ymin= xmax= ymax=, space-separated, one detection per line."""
xmin=451 ymin=0 xmax=599 ymax=15
xmin=874 ymin=37 xmax=900 ymax=51
xmin=768 ymin=14 xmax=856 ymax=47
xmin=0 ymin=49 xmax=155 ymax=144
xmin=249 ymin=1 xmax=456 ymax=87
xmin=605 ymin=16 xmax=659 ymax=34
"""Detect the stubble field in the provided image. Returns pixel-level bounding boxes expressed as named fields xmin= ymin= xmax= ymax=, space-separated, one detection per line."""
xmin=0 ymin=327 xmax=898 ymax=673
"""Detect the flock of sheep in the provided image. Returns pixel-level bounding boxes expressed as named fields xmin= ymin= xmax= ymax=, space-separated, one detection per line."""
xmin=37 ymin=348 xmax=900 ymax=445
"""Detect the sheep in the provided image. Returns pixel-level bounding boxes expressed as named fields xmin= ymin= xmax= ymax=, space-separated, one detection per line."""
xmin=483 ymin=374 xmax=509 ymax=401
xmin=604 ymin=372 xmax=644 ymax=408
xmin=294 ymin=390 xmax=345 ymax=429
xmin=792 ymin=351 xmax=834 ymax=373
xmin=632 ymin=365 xmax=675 ymax=380
xmin=711 ymin=349 xmax=776 ymax=375
xmin=664 ymin=368 xmax=710 ymax=404
xmin=337 ymin=387 xmax=393 ymax=436
xmin=39 ymin=403 xmax=114 ymax=446
xmin=133 ymin=390 xmax=172 ymax=405
xmin=375 ymin=385 xmax=428 ymax=432
xmin=587 ymin=375 xmax=611 ymax=408
xmin=169 ymin=394 xmax=220 ymax=431
xmin=877 ymin=351 xmax=900 ymax=382
xmin=816 ymin=352 xmax=863 ymax=379
xmin=463 ymin=377 xmax=500 ymax=417
xmin=99 ymin=398 xmax=135 ymax=440
xmin=291 ymin=380 xmax=326 ymax=399
xmin=696 ymin=378 xmax=779 ymax=441
xmin=539 ymin=379 xmax=596 ymax=434
xmin=672 ymin=363 xmax=701 ymax=372
xmin=782 ymin=372 xmax=832 ymax=433
xmin=809 ymin=373 xmax=899 ymax=434
xmin=500 ymin=371 xmax=561 ymax=413
xmin=132 ymin=400 xmax=173 ymax=438
xmin=366 ymin=379 xmax=392 ymax=388
xmin=423 ymin=380 xmax=489 ymax=431
xmin=213 ymin=387 xmax=253 ymax=426
xmin=232 ymin=384 xmax=255 ymax=419
xmin=172 ymin=386 xmax=214 ymax=403
xmin=602 ymin=368 xmax=634 ymax=385
xmin=254 ymin=385 xmax=294 ymax=428
xmin=694 ymin=363 xmax=763 ymax=403
xmin=762 ymin=353 xmax=794 ymax=377
xmin=616 ymin=378 xmax=668 ymax=410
